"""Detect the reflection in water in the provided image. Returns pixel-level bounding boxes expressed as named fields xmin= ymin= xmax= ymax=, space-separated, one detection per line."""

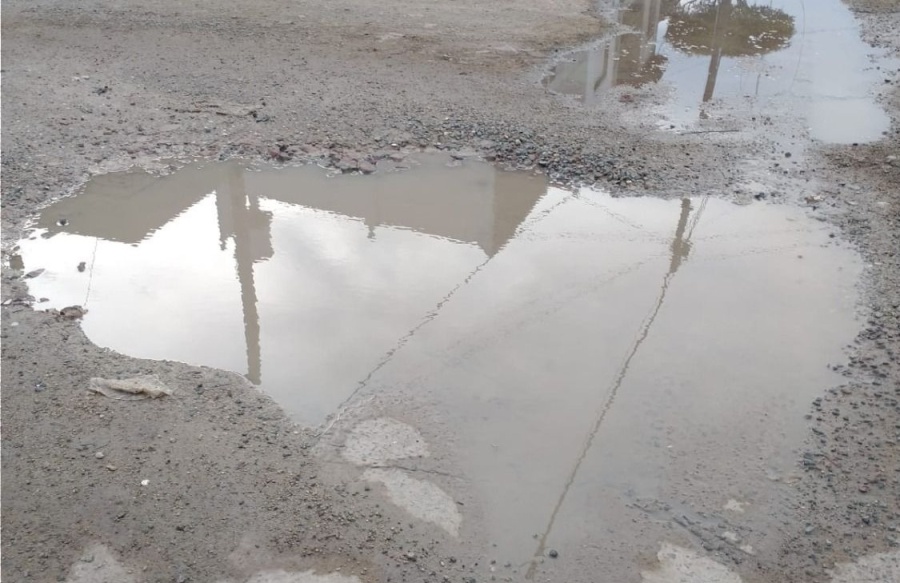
xmin=675 ymin=0 xmax=795 ymax=104
xmin=217 ymin=166 xmax=271 ymax=384
xmin=20 ymin=156 xmax=546 ymax=424
xmin=17 ymin=159 xmax=864 ymax=579
xmin=545 ymin=0 xmax=669 ymax=105
xmin=545 ymin=0 xmax=796 ymax=105
xmin=544 ymin=0 xmax=890 ymax=142
xmin=524 ymin=196 xmax=703 ymax=579
xmin=668 ymin=0 xmax=795 ymax=57
xmin=330 ymin=185 xmax=860 ymax=578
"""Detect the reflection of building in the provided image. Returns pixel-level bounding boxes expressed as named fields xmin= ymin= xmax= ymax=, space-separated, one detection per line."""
xmin=39 ymin=157 xmax=545 ymax=386
xmin=545 ymin=0 xmax=667 ymax=104
xmin=39 ymin=161 xmax=540 ymax=258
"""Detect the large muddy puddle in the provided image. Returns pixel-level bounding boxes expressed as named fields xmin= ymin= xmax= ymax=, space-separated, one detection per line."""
xmin=545 ymin=0 xmax=894 ymax=143
xmin=17 ymin=156 xmax=863 ymax=579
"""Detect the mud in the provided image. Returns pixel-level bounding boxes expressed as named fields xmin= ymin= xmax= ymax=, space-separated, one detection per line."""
xmin=2 ymin=0 xmax=900 ymax=582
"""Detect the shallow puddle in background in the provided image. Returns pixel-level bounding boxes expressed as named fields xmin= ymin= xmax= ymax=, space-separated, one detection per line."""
xmin=17 ymin=156 xmax=862 ymax=578
xmin=545 ymin=0 xmax=894 ymax=143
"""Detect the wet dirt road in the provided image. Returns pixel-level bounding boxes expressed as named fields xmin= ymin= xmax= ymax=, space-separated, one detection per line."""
xmin=2 ymin=0 xmax=900 ymax=582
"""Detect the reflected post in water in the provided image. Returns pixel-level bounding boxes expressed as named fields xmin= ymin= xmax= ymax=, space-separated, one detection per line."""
xmin=525 ymin=195 xmax=703 ymax=579
xmin=215 ymin=165 xmax=274 ymax=385
xmin=702 ymin=0 xmax=733 ymax=104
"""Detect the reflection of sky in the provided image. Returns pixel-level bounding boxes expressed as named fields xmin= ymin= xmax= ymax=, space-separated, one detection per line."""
xmin=20 ymin=191 xmax=499 ymax=425
xmin=20 ymin=192 xmax=491 ymax=425
xmin=656 ymin=0 xmax=892 ymax=141
xmin=357 ymin=186 xmax=862 ymax=568
xmin=254 ymin=200 xmax=485 ymax=423
xmin=18 ymin=173 xmax=866 ymax=577
xmin=19 ymin=198 xmax=248 ymax=373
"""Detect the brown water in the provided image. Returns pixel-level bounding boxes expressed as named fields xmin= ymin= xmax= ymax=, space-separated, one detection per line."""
xmin=17 ymin=156 xmax=863 ymax=580
xmin=545 ymin=0 xmax=894 ymax=143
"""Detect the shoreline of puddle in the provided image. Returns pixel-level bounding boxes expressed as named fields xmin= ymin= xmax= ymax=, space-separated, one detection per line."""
xmin=12 ymin=153 xmax=866 ymax=581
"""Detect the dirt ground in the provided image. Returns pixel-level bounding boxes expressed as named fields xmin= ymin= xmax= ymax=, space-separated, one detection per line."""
xmin=2 ymin=0 xmax=899 ymax=582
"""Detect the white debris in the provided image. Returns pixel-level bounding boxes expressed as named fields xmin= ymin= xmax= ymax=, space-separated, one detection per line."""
xmin=89 ymin=375 xmax=173 ymax=400
xmin=721 ymin=531 xmax=740 ymax=544
xmin=723 ymin=499 xmax=747 ymax=513
xmin=641 ymin=542 xmax=743 ymax=583
xmin=243 ymin=570 xmax=362 ymax=583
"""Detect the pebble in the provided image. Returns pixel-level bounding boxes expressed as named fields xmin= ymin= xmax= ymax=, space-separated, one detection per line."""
xmin=95 ymin=451 xmax=105 ymax=459
xmin=59 ymin=305 xmax=86 ymax=320
xmin=548 ymin=549 xmax=558 ymax=559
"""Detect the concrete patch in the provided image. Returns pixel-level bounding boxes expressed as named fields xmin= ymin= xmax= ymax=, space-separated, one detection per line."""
xmin=363 ymin=468 xmax=461 ymax=536
xmin=243 ymin=570 xmax=362 ymax=583
xmin=828 ymin=549 xmax=900 ymax=583
xmin=640 ymin=543 xmax=742 ymax=583
xmin=343 ymin=417 xmax=429 ymax=465
xmin=66 ymin=544 xmax=136 ymax=583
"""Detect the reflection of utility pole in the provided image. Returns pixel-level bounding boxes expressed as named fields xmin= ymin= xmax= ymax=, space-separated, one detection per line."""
xmin=216 ymin=165 xmax=273 ymax=385
xmin=525 ymin=197 xmax=702 ymax=580
xmin=669 ymin=198 xmax=692 ymax=273
xmin=702 ymin=0 xmax=733 ymax=104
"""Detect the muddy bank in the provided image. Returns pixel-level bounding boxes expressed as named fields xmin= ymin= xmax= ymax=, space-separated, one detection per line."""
xmin=2 ymin=0 xmax=900 ymax=582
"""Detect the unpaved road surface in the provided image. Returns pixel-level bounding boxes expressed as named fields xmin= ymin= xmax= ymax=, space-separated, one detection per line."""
xmin=2 ymin=0 xmax=900 ymax=582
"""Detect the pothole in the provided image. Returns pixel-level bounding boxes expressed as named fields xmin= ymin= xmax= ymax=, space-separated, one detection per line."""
xmin=544 ymin=0 xmax=894 ymax=143
xmin=17 ymin=153 xmax=864 ymax=579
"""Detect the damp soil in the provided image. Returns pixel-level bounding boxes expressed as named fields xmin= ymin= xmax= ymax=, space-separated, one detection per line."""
xmin=2 ymin=0 xmax=900 ymax=582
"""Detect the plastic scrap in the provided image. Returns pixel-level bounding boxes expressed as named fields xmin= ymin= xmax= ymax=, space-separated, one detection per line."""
xmin=89 ymin=375 xmax=174 ymax=400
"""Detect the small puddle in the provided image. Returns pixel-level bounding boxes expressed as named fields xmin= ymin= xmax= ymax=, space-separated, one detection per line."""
xmin=18 ymin=156 xmax=863 ymax=578
xmin=544 ymin=0 xmax=894 ymax=142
